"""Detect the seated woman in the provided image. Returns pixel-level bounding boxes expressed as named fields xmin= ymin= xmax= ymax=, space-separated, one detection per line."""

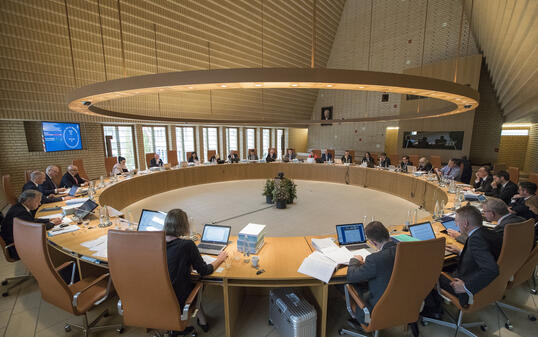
xmin=112 ymin=156 xmax=129 ymax=175
xmin=164 ymin=209 xmax=227 ymax=335
xmin=361 ymin=152 xmax=375 ymax=167
xmin=188 ymin=152 xmax=199 ymax=163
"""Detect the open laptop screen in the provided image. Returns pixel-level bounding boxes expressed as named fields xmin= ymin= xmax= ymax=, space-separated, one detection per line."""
xmin=137 ymin=209 xmax=167 ymax=232
xmin=336 ymin=223 xmax=366 ymax=245
xmin=409 ymin=222 xmax=436 ymax=241
xmin=73 ymin=199 xmax=98 ymax=219
xmin=441 ymin=219 xmax=460 ymax=232
xmin=201 ymin=225 xmax=231 ymax=244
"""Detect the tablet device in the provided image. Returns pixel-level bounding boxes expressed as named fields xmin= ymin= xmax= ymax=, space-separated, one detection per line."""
xmin=408 ymin=222 xmax=436 ymax=241
xmin=441 ymin=219 xmax=459 ymax=232
xmin=73 ymin=199 xmax=99 ymax=220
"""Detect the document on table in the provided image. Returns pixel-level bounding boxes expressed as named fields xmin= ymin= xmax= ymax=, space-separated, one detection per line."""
xmin=81 ymin=235 xmax=108 ymax=258
xmin=298 ymin=251 xmax=338 ymax=283
xmin=348 ymin=248 xmax=372 ymax=260
xmin=65 ymin=197 xmax=89 ymax=205
xmin=202 ymin=255 xmax=216 ymax=264
xmin=47 ymin=225 xmax=80 ymax=236
xmin=311 ymin=237 xmax=354 ymax=265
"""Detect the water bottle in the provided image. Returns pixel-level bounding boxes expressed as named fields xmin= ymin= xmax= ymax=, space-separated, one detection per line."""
xmin=99 ymin=206 xmax=111 ymax=227
xmin=434 ymin=200 xmax=440 ymax=218
xmin=363 ymin=215 xmax=367 ymax=224
xmin=404 ymin=209 xmax=411 ymax=231
xmin=99 ymin=175 xmax=104 ymax=188
xmin=413 ymin=208 xmax=418 ymax=224
xmin=440 ymin=200 xmax=446 ymax=217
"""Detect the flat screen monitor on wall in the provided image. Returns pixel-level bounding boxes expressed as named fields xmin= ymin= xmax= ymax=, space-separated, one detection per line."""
xmin=402 ymin=131 xmax=464 ymax=150
xmin=42 ymin=122 xmax=83 ymax=152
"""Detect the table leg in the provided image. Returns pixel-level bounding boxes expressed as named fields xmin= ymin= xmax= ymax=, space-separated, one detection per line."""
xmin=223 ymin=280 xmax=246 ymax=337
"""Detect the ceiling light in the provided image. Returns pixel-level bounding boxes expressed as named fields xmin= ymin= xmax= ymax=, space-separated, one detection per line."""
xmin=255 ymin=84 xmax=262 ymax=87
xmin=326 ymin=84 xmax=333 ymax=87
xmin=220 ymin=84 xmax=227 ymax=88
xmin=291 ymin=84 xmax=298 ymax=87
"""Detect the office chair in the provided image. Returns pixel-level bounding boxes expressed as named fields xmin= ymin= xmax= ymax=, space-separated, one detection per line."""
xmin=145 ymin=152 xmax=156 ymax=169
xmin=339 ymin=238 xmax=446 ymax=337
xmin=104 ymin=156 xmax=117 ymax=176
xmin=0 ymin=236 xmax=32 ymax=297
xmin=422 ymin=220 xmax=534 ymax=335
xmin=107 ymin=230 xmax=202 ymax=337
xmin=13 ymin=218 xmax=122 ymax=336
xmin=429 ymin=155 xmax=441 ymax=170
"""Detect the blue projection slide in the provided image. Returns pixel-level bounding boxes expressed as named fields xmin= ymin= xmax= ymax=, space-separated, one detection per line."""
xmin=42 ymin=122 xmax=82 ymax=152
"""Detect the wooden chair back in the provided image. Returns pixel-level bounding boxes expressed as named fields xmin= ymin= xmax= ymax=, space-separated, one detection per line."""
xmin=409 ymin=155 xmax=420 ymax=166
xmin=167 ymin=150 xmax=178 ymax=167
xmin=0 ymin=236 xmax=18 ymax=263
xmin=107 ymin=230 xmax=189 ymax=331
xmin=72 ymin=159 xmax=89 ymax=181
xmin=104 ymin=157 xmax=117 ymax=176
xmin=429 ymin=155 xmax=442 ymax=169
xmin=364 ymin=238 xmax=445 ymax=331
xmin=508 ymin=167 xmax=519 ymax=184
xmin=508 ymin=243 xmax=538 ymax=289
xmin=529 ymin=173 xmax=538 ymax=186
xmin=145 ymin=153 xmax=155 ymax=169
xmin=2 ymin=175 xmax=17 ymax=206
xmin=388 ymin=154 xmax=400 ymax=166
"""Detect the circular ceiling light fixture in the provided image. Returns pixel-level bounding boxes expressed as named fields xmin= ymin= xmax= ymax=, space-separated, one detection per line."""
xmin=67 ymin=68 xmax=479 ymax=125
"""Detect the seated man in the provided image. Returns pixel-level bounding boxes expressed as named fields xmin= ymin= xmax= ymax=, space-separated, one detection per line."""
xmin=346 ymin=221 xmax=397 ymax=324
xmin=509 ymin=182 xmax=537 ymax=220
xmin=188 ymin=152 xmax=199 ymax=163
xmin=435 ymin=158 xmax=460 ymax=180
xmin=39 ymin=165 xmax=67 ymax=197
xmin=228 ymin=152 xmax=239 ymax=163
xmin=23 ymin=171 xmax=72 ymax=204
xmin=417 ymin=157 xmax=433 ymax=172
xmin=247 ymin=149 xmax=258 ymax=160
xmin=0 ymin=190 xmax=61 ymax=259
xmin=378 ymin=152 xmax=391 ymax=168
xmin=341 ymin=151 xmax=353 ymax=164
xmin=149 ymin=153 xmax=163 ymax=168
xmin=321 ymin=149 xmax=333 ymax=163
xmin=60 ymin=165 xmax=88 ymax=188
xmin=283 ymin=149 xmax=296 ymax=162
xmin=524 ymin=196 xmax=538 ymax=241
xmin=485 ymin=170 xmax=518 ymax=204
xmin=473 ymin=166 xmax=493 ymax=193
xmin=266 ymin=148 xmax=277 ymax=162
xmin=459 ymin=156 xmax=472 ymax=184
xmin=424 ymin=205 xmax=501 ymax=316
xmin=399 ymin=155 xmax=413 ymax=172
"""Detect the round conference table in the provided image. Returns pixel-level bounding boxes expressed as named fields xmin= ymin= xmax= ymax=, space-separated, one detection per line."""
xmin=37 ymin=162 xmax=459 ymax=337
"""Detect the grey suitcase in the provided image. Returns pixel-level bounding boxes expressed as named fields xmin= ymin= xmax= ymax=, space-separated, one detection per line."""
xmin=268 ymin=288 xmax=317 ymax=337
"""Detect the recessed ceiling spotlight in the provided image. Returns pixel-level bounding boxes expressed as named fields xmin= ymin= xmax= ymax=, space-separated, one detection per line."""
xmin=188 ymin=86 xmax=193 ymax=89
xmin=255 ymin=83 xmax=262 ymax=87
xmin=327 ymin=84 xmax=333 ymax=87
xmin=220 ymin=84 xmax=227 ymax=88
xmin=406 ymin=60 xmax=411 ymax=65
xmin=442 ymin=22 xmax=448 ymax=27
xmin=291 ymin=84 xmax=298 ymax=87
xmin=359 ymin=86 xmax=365 ymax=89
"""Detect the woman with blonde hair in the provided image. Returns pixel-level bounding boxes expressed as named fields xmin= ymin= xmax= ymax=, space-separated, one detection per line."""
xmin=164 ymin=209 xmax=227 ymax=335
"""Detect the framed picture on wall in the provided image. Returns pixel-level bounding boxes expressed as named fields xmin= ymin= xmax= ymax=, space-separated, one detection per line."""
xmin=321 ymin=106 xmax=333 ymax=126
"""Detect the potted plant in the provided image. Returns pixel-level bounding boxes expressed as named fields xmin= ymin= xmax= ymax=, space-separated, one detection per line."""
xmin=262 ymin=179 xmax=275 ymax=204
xmin=282 ymin=178 xmax=297 ymax=204
xmin=272 ymin=180 xmax=290 ymax=209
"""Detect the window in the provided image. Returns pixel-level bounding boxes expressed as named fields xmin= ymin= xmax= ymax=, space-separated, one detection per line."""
xmin=202 ymin=127 xmax=218 ymax=161
xmin=276 ymin=129 xmax=284 ymax=159
xmin=142 ymin=126 xmax=168 ymax=163
xmin=226 ymin=128 xmax=238 ymax=157
xmin=246 ymin=128 xmax=256 ymax=152
xmin=103 ymin=126 xmax=136 ymax=169
xmin=262 ymin=129 xmax=271 ymax=157
xmin=176 ymin=126 xmax=195 ymax=161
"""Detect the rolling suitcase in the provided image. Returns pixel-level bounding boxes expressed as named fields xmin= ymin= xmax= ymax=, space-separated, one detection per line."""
xmin=268 ymin=288 xmax=317 ymax=337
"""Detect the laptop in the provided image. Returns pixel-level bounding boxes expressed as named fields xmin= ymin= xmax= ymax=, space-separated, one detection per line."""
xmin=409 ymin=222 xmax=453 ymax=256
xmin=73 ymin=199 xmax=99 ymax=220
xmin=336 ymin=223 xmax=369 ymax=251
xmin=334 ymin=158 xmax=342 ymax=164
xmin=137 ymin=209 xmax=167 ymax=231
xmin=197 ymin=224 xmax=231 ymax=255
xmin=68 ymin=186 xmax=78 ymax=196
xmin=440 ymin=219 xmax=460 ymax=233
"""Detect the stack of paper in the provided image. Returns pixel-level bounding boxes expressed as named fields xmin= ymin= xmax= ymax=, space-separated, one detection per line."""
xmin=298 ymin=251 xmax=338 ymax=283
xmin=65 ymin=197 xmax=89 ymax=205
xmin=81 ymin=235 xmax=108 ymax=258
xmin=38 ymin=213 xmax=63 ymax=220
xmin=311 ymin=238 xmax=355 ymax=265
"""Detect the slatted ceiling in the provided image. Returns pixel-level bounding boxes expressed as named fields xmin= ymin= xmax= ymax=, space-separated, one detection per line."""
xmin=467 ymin=0 xmax=537 ymax=123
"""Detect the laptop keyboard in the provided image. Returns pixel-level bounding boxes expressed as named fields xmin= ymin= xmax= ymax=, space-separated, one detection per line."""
xmin=198 ymin=243 xmax=222 ymax=250
xmin=346 ymin=243 xmax=369 ymax=251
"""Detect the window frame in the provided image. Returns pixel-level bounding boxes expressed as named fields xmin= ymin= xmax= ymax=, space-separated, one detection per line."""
xmin=142 ymin=125 xmax=169 ymax=163
xmin=175 ymin=126 xmax=196 ymax=161
xmin=102 ymin=125 xmax=137 ymax=169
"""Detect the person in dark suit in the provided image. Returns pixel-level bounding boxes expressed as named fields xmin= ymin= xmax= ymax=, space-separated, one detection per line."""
xmin=266 ymin=148 xmax=277 ymax=162
xmin=378 ymin=152 xmax=391 ymax=168
xmin=227 ymin=152 xmax=239 ymax=163
xmin=341 ymin=151 xmax=353 ymax=164
xmin=459 ymin=156 xmax=472 ymax=184
xmin=473 ymin=166 xmax=493 ymax=193
xmin=417 ymin=157 xmax=433 ymax=172
xmin=509 ymin=182 xmax=537 ymax=220
xmin=188 ymin=152 xmax=199 ymax=163
xmin=360 ymin=152 xmax=375 ymax=167
xmin=39 ymin=165 xmax=67 ymax=197
xmin=164 ymin=209 xmax=227 ymax=334
xmin=283 ymin=149 xmax=296 ymax=162
xmin=423 ymin=205 xmax=502 ymax=316
xmin=321 ymin=149 xmax=333 ymax=163
xmin=485 ymin=170 xmax=518 ymax=205
xmin=524 ymin=196 xmax=538 ymax=241
xmin=0 ymin=190 xmax=61 ymax=259
xmin=149 ymin=153 xmax=164 ymax=168
xmin=23 ymin=171 xmax=72 ymax=204
xmin=60 ymin=165 xmax=88 ymax=188
xmin=399 ymin=155 xmax=413 ymax=172
xmin=347 ymin=221 xmax=397 ymax=324
xmin=247 ymin=149 xmax=258 ymax=160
